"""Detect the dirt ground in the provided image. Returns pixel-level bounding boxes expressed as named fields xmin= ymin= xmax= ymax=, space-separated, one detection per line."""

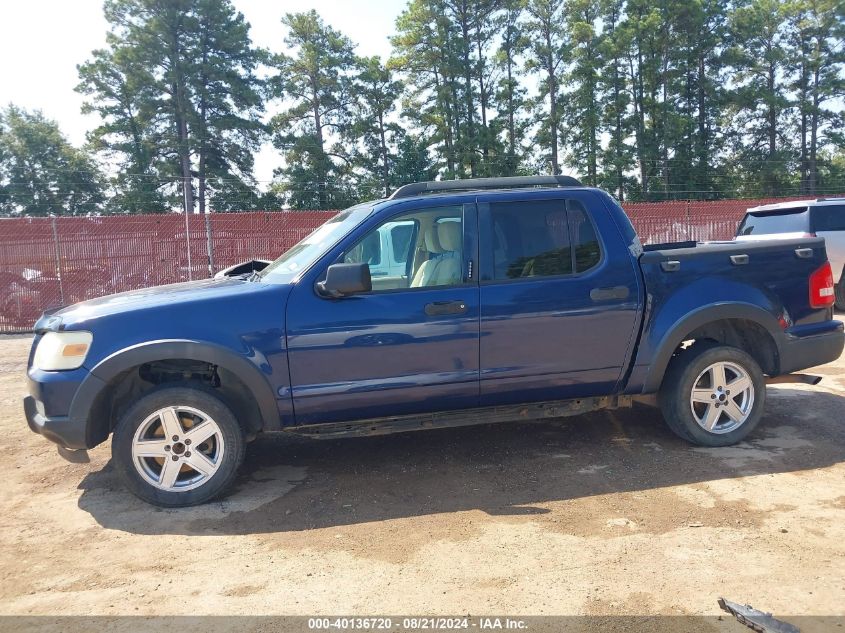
xmin=1 ymin=326 xmax=844 ymax=629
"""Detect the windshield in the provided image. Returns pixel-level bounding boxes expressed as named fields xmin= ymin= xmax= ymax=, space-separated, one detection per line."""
xmin=259 ymin=202 xmax=375 ymax=283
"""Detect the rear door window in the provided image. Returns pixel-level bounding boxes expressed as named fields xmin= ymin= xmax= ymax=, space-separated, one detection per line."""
xmin=812 ymin=205 xmax=845 ymax=232
xmin=737 ymin=208 xmax=810 ymax=235
xmin=488 ymin=199 xmax=601 ymax=281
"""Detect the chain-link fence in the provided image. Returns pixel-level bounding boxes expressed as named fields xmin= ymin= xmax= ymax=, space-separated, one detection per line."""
xmin=0 ymin=211 xmax=334 ymax=332
xmin=0 ymin=196 xmax=830 ymax=332
xmin=623 ymin=196 xmax=822 ymax=244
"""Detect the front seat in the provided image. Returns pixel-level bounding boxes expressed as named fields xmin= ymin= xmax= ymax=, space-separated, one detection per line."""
xmin=410 ymin=225 xmax=444 ymax=287
xmin=428 ymin=221 xmax=462 ymax=286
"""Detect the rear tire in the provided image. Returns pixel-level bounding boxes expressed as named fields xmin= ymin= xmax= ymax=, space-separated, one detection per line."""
xmin=112 ymin=385 xmax=245 ymax=507
xmin=659 ymin=343 xmax=765 ymax=447
xmin=835 ymin=279 xmax=845 ymax=312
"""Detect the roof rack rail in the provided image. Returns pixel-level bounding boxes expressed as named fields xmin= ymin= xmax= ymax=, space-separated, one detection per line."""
xmin=389 ymin=175 xmax=582 ymax=200
xmin=815 ymin=197 xmax=845 ymax=202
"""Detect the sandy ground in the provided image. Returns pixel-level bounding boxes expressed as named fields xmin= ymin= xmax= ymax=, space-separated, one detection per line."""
xmin=0 ymin=327 xmax=843 ymax=629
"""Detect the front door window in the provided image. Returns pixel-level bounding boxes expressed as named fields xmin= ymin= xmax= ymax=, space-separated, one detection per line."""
xmin=343 ymin=206 xmax=465 ymax=292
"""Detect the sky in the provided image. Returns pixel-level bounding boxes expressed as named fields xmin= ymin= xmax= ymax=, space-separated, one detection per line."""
xmin=0 ymin=0 xmax=405 ymax=184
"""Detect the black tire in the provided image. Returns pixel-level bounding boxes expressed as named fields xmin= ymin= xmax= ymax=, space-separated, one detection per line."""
xmin=659 ymin=343 xmax=766 ymax=447
xmin=835 ymin=279 xmax=845 ymax=312
xmin=112 ymin=385 xmax=245 ymax=507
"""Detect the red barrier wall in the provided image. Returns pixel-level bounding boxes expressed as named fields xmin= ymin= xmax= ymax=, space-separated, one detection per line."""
xmin=0 ymin=196 xmax=828 ymax=331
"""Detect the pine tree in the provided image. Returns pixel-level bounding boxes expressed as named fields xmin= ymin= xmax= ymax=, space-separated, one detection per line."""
xmin=469 ymin=0 xmax=501 ymax=174
xmin=191 ymin=0 xmax=265 ymax=212
xmin=492 ymin=0 xmax=529 ymax=176
xmin=391 ymin=0 xmax=461 ymax=177
xmin=443 ymin=0 xmax=480 ymax=176
xmin=524 ymin=0 xmax=567 ymax=175
xmin=724 ymin=0 xmax=794 ymax=196
xmin=77 ymin=0 xmax=264 ymax=213
xmin=561 ymin=0 xmax=602 ymax=185
xmin=77 ymin=41 xmax=171 ymax=212
xmin=351 ymin=57 xmax=404 ymax=198
xmin=0 ymin=105 xmax=105 ymax=216
xmin=597 ymin=0 xmax=634 ymax=200
xmin=392 ymin=134 xmax=439 ymax=186
xmin=787 ymin=0 xmax=845 ymax=194
xmin=270 ymin=10 xmax=359 ymax=210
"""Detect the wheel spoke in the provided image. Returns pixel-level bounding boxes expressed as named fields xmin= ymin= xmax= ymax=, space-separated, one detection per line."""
xmin=158 ymin=407 xmax=183 ymax=438
xmin=132 ymin=405 xmax=225 ymax=492
xmin=158 ymin=458 xmax=181 ymax=489
xmin=692 ymin=389 xmax=713 ymax=404
xmin=691 ymin=360 xmax=755 ymax=434
xmin=723 ymin=399 xmax=745 ymax=424
xmin=702 ymin=404 xmax=721 ymax=431
xmin=133 ymin=438 xmax=170 ymax=458
xmin=184 ymin=450 xmax=216 ymax=477
xmin=727 ymin=375 xmax=751 ymax=394
xmin=185 ymin=421 xmax=217 ymax=447
xmin=710 ymin=363 xmax=727 ymax=390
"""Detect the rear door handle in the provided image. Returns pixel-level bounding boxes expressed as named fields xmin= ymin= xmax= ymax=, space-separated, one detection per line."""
xmin=424 ymin=300 xmax=468 ymax=316
xmin=590 ymin=286 xmax=630 ymax=301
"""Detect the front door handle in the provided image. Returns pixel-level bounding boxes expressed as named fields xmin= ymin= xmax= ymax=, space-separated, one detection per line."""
xmin=590 ymin=286 xmax=630 ymax=301
xmin=424 ymin=300 xmax=468 ymax=316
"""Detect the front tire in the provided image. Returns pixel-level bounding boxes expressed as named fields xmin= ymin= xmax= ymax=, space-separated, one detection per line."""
xmin=112 ymin=385 xmax=245 ymax=507
xmin=659 ymin=344 xmax=765 ymax=447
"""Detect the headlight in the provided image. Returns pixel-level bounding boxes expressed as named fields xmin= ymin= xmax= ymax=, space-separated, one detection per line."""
xmin=32 ymin=331 xmax=93 ymax=371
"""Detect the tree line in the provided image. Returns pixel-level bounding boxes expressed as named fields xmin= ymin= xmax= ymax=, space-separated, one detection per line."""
xmin=0 ymin=0 xmax=843 ymax=215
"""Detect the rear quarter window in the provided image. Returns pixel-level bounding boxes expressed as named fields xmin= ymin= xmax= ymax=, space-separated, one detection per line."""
xmin=812 ymin=205 xmax=845 ymax=232
xmin=737 ymin=207 xmax=810 ymax=235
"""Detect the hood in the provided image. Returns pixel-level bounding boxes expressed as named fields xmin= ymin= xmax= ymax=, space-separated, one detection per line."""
xmin=48 ymin=277 xmax=287 ymax=329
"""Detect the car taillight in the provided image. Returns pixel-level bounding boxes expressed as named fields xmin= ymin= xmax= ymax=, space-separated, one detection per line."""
xmin=809 ymin=261 xmax=835 ymax=308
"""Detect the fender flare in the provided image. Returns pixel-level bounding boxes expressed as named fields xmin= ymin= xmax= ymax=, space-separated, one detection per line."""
xmin=642 ymin=302 xmax=784 ymax=393
xmin=70 ymin=339 xmax=280 ymax=446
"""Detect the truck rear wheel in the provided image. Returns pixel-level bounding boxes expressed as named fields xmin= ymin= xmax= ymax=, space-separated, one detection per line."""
xmin=659 ymin=344 xmax=765 ymax=447
xmin=835 ymin=279 xmax=845 ymax=311
xmin=112 ymin=385 xmax=245 ymax=507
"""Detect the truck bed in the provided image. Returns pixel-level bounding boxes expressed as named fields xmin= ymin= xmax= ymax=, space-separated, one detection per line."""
xmin=625 ymin=236 xmax=834 ymax=393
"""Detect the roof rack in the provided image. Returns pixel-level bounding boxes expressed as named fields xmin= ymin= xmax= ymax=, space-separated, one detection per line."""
xmin=815 ymin=197 xmax=845 ymax=202
xmin=388 ymin=175 xmax=582 ymax=200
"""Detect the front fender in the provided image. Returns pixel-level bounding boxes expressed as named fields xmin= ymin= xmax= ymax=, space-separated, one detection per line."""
xmin=70 ymin=339 xmax=280 ymax=446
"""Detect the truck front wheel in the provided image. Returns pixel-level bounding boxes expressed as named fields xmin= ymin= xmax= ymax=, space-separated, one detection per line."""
xmin=112 ymin=385 xmax=246 ymax=507
xmin=659 ymin=344 xmax=766 ymax=447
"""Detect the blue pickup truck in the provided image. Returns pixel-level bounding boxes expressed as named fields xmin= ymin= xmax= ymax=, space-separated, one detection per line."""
xmin=24 ymin=176 xmax=844 ymax=506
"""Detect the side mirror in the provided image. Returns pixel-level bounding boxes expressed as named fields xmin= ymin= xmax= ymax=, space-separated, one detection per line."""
xmin=317 ymin=263 xmax=372 ymax=298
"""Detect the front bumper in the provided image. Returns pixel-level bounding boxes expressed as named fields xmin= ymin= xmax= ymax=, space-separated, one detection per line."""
xmin=24 ymin=395 xmax=89 ymax=450
xmin=24 ymin=366 xmax=101 ymax=450
xmin=779 ymin=321 xmax=845 ymax=375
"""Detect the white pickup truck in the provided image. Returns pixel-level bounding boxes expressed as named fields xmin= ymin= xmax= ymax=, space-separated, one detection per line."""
xmin=737 ymin=198 xmax=845 ymax=309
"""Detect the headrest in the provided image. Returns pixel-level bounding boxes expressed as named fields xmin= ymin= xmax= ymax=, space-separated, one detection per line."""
xmin=437 ymin=221 xmax=461 ymax=252
xmin=424 ymin=225 xmax=443 ymax=254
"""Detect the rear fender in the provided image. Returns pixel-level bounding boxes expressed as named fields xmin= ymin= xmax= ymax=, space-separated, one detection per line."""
xmin=640 ymin=302 xmax=784 ymax=393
